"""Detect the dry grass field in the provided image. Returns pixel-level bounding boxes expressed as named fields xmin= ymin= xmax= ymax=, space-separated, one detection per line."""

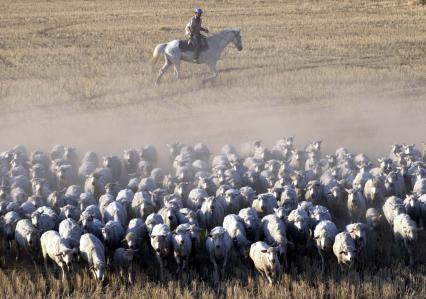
xmin=1 ymin=0 xmax=426 ymax=109
xmin=0 ymin=0 xmax=426 ymax=297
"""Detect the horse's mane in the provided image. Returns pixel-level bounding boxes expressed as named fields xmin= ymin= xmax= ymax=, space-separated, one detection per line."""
xmin=210 ymin=28 xmax=240 ymax=37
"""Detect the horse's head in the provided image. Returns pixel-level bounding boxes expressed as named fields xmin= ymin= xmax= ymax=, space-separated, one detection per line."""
xmin=232 ymin=29 xmax=243 ymax=51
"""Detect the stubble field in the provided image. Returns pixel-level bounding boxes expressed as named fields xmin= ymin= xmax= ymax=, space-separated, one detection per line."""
xmin=0 ymin=0 xmax=425 ymax=298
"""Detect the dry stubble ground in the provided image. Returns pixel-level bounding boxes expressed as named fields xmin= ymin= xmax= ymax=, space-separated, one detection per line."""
xmin=0 ymin=0 xmax=425 ymax=297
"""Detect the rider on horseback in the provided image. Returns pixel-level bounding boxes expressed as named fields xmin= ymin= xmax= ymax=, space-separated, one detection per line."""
xmin=185 ymin=8 xmax=209 ymax=63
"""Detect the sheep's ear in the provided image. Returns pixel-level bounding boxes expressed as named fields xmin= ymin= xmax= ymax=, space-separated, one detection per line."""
xmin=260 ymin=249 xmax=268 ymax=253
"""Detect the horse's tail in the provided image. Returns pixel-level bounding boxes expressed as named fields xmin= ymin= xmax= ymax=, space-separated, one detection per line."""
xmin=151 ymin=43 xmax=167 ymax=67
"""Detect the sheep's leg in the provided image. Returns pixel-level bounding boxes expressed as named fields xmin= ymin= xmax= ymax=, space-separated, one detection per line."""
xmin=42 ymin=255 xmax=49 ymax=275
xmin=15 ymin=243 xmax=20 ymax=261
xmin=318 ymin=249 xmax=325 ymax=274
xmin=267 ymin=273 xmax=273 ymax=285
xmin=274 ymin=265 xmax=282 ymax=283
xmin=182 ymin=256 xmax=188 ymax=272
xmin=90 ymin=268 xmax=97 ymax=280
xmin=259 ymin=269 xmax=267 ymax=281
xmin=405 ymin=239 xmax=415 ymax=267
xmin=61 ymin=265 xmax=67 ymax=281
xmin=27 ymin=248 xmax=38 ymax=268
xmin=282 ymin=252 xmax=288 ymax=272
xmin=128 ymin=264 xmax=133 ymax=284
xmin=174 ymin=254 xmax=182 ymax=275
xmin=221 ymin=253 xmax=229 ymax=279
xmin=339 ymin=261 xmax=345 ymax=272
xmin=209 ymin=254 xmax=219 ymax=283
xmin=156 ymin=253 xmax=164 ymax=282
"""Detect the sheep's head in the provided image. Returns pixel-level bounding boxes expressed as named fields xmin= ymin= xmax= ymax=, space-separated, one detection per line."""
xmin=31 ymin=211 xmax=42 ymax=227
xmin=57 ymin=248 xmax=77 ymax=268
xmin=79 ymin=214 xmax=93 ymax=230
xmin=404 ymin=195 xmax=418 ymax=212
xmin=404 ymin=224 xmax=417 ymax=242
xmin=27 ymin=230 xmax=40 ymax=247
xmin=261 ymin=246 xmax=280 ymax=265
xmin=346 ymin=223 xmax=367 ymax=248
xmin=340 ymin=248 xmax=355 ymax=268
xmin=124 ymin=232 xmax=141 ymax=250
xmin=288 ymin=209 xmax=308 ymax=233
xmin=91 ymin=262 xmax=106 ymax=281
xmin=273 ymin=207 xmax=287 ymax=221
xmin=208 ymin=228 xmax=227 ymax=250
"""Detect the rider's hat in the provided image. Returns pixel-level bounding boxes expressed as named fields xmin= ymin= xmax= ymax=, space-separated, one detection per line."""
xmin=194 ymin=8 xmax=203 ymax=14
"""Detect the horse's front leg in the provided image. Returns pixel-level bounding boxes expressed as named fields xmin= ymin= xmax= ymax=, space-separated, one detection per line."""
xmin=208 ymin=62 xmax=218 ymax=79
xmin=203 ymin=62 xmax=218 ymax=84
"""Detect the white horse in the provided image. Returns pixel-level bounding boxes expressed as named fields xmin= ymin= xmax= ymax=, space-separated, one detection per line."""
xmin=151 ymin=28 xmax=243 ymax=84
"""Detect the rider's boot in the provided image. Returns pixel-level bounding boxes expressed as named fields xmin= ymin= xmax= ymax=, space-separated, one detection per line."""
xmin=193 ymin=47 xmax=200 ymax=63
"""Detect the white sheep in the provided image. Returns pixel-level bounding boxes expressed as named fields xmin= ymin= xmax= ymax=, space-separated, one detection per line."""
xmin=249 ymin=241 xmax=281 ymax=284
xmin=333 ymin=232 xmax=356 ymax=270
xmin=393 ymin=213 xmax=417 ymax=267
xmin=40 ymin=230 xmax=77 ymax=279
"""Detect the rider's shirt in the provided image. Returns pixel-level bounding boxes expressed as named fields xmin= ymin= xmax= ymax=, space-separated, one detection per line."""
xmin=187 ymin=16 xmax=202 ymax=36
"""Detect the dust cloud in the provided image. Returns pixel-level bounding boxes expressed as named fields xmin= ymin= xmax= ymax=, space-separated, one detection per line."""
xmin=0 ymin=89 xmax=424 ymax=164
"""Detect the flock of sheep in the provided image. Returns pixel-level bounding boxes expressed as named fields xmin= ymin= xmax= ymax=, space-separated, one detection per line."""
xmin=0 ymin=139 xmax=425 ymax=285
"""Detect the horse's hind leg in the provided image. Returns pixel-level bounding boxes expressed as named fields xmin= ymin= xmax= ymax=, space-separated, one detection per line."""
xmin=173 ymin=60 xmax=181 ymax=79
xmin=156 ymin=56 xmax=171 ymax=85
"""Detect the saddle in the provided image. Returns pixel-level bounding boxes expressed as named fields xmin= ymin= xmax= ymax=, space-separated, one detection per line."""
xmin=178 ymin=36 xmax=208 ymax=53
